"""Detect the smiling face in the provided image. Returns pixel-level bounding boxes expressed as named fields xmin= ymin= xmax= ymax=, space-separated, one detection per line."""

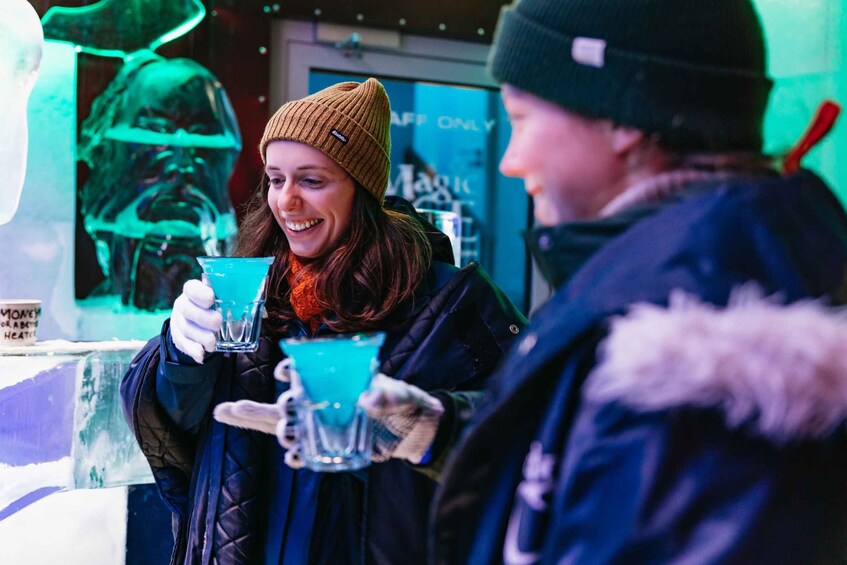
xmin=499 ymin=85 xmax=628 ymax=226
xmin=265 ymin=140 xmax=356 ymax=259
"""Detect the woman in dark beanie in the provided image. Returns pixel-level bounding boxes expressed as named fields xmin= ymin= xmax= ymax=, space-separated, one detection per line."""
xmin=120 ymin=78 xmax=525 ymax=564
xmin=351 ymin=1 xmax=847 ymax=563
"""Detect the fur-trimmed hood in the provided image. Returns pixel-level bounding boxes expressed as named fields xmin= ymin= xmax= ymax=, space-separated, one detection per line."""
xmin=586 ymin=287 xmax=847 ymax=444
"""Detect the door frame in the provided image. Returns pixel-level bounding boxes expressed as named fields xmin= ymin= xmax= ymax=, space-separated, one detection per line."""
xmin=269 ymin=19 xmax=550 ymax=313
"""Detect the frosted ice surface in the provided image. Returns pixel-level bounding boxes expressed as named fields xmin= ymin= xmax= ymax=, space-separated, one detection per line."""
xmin=73 ymin=349 xmax=154 ymax=488
xmin=0 ymin=40 xmax=78 ymax=340
xmin=0 ymin=487 xmax=128 ymax=565
xmin=0 ymin=459 xmax=70 ymax=518
xmin=0 ymin=0 xmax=43 ymax=226
xmin=0 ymin=342 xmax=151 ymax=522
xmin=42 ymin=0 xmax=205 ymax=57
xmin=77 ymin=295 xmax=169 ymax=341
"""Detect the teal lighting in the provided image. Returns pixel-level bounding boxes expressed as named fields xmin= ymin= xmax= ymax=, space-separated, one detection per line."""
xmin=41 ymin=0 xmax=205 ymax=59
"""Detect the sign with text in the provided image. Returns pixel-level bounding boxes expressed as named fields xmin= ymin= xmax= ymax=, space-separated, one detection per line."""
xmin=310 ymin=72 xmax=530 ymax=310
xmin=0 ymin=300 xmax=41 ymax=346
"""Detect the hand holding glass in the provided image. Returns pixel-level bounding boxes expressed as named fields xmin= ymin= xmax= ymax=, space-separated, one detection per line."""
xmin=196 ymin=256 xmax=273 ymax=352
xmin=279 ymin=332 xmax=385 ymax=472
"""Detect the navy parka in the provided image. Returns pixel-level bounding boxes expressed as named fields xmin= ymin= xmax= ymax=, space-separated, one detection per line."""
xmin=121 ymin=256 xmax=526 ymax=564
xmin=431 ymin=171 xmax=847 ymax=564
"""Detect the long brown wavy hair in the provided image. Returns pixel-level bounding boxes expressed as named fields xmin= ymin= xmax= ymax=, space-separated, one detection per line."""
xmin=233 ymin=175 xmax=432 ymax=337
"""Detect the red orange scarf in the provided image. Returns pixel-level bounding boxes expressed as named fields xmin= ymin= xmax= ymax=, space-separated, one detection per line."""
xmin=285 ymin=252 xmax=324 ymax=333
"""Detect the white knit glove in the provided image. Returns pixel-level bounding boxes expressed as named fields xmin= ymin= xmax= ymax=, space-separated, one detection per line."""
xmin=170 ymin=279 xmax=222 ymax=364
xmin=358 ymin=374 xmax=445 ymax=464
xmin=212 ymin=358 xmax=304 ymax=469
xmin=273 ymin=359 xmax=305 ymax=469
xmin=214 ymin=362 xmax=445 ymax=468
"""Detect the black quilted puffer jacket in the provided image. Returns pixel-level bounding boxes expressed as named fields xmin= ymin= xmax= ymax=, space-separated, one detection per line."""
xmin=121 ymin=260 xmax=526 ymax=564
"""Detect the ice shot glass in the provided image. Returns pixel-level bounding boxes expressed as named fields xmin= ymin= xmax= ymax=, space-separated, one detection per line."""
xmin=196 ymin=256 xmax=274 ymax=353
xmin=279 ymin=332 xmax=385 ymax=472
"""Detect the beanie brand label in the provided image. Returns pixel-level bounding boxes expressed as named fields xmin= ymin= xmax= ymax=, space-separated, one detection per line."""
xmin=330 ymin=128 xmax=349 ymax=144
xmin=572 ymin=37 xmax=606 ymax=68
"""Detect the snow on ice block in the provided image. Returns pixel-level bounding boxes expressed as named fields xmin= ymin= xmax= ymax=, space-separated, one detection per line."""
xmin=0 ymin=487 xmax=128 ymax=564
xmin=0 ymin=340 xmax=152 ymax=520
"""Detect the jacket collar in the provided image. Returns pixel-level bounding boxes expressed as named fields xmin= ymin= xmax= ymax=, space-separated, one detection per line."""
xmin=525 ymin=204 xmax=658 ymax=289
xmin=599 ymin=169 xmax=732 ymax=217
xmin=526 ymin=170 xmax=734 ymax=289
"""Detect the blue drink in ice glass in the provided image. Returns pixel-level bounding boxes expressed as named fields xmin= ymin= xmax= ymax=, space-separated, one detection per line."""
xmin=196 ymin=256 xmax=274 ymax=352
xmin=280 ymin=332 xmax=385 ymax=471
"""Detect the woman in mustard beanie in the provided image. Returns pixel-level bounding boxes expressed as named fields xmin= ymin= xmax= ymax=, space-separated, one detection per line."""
xmin=121 ymin=78 xmax=526 ymax=564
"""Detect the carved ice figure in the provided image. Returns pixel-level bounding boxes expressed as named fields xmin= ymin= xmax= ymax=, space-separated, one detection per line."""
xmin=41 ymin=0 xmax=205 ymax=58
xmin=0 ymin=0 xmax=44 ymax=226
xmin=78 ymin=52 xmax=241 ymax=310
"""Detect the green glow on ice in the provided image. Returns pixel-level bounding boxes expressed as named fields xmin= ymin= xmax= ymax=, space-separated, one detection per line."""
xmin=41 ymin=0 xmax=205 ymax=59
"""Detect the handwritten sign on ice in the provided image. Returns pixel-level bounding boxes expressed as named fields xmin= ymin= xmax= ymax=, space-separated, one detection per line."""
xmin=0 ymin=301 xmax=41 ymax=346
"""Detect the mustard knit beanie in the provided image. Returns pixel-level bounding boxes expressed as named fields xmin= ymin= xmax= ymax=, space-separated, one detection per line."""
xmin=260 ymin=78 xmax=391 ymax=202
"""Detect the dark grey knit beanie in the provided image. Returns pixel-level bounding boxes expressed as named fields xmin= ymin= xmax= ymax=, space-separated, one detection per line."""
xmin=489 ymin=0 xmax=773 ymax=152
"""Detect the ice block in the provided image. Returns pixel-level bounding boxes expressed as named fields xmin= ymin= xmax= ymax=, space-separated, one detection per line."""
xmin=0 ymin=341 xmax=152 ymax=521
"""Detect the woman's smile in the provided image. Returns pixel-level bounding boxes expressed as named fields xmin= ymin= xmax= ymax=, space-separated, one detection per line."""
xmin=265 ymin=140 xmax=355 ymax=258
xmin=284 ymin=218 xmax=324 ymax=233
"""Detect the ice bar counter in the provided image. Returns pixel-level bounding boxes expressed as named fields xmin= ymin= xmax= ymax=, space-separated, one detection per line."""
xmin=0 ymin=340 xmax=152 ymax=521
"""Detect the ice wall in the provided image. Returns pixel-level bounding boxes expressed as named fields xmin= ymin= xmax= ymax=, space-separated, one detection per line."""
xmin=0 ymin=0 xmax=43 ymax=226
xmin=0 ymin=488 xmax=129 ymax=565
xmin=0 ymin=41 xmax=78 ymax=340
xmin=756 ymin=0 xmax=845 ymax=201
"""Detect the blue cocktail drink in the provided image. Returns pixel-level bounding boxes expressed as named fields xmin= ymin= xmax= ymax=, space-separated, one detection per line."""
xmin=197 ymin=256 xmax=273 ymax=352
xmin=280 ymin=332 xmax=385 ymax=471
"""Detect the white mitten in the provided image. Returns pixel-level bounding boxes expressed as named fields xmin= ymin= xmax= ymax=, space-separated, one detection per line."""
xmin=212 ymin=358 xmax=304 ymax=469
xmin=170 ymin=279 xmax=222 ymax=364
xmin=214 ymin=364 xmax=446 ymax=467
xmin=213 ymin=399 xmax=281 ymax=435
xmin=358 ymin=373 xmax=445 ymax=464
xmin=273 ymin=358 xmax=304 ymax=469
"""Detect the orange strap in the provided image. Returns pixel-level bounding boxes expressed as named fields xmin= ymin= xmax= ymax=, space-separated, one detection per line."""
xmin=782 ymin=100 xmax=841 ymax=173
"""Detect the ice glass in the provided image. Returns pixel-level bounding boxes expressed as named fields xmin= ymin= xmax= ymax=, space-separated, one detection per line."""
xmin=280 ymin=332 xmax=385 ymax=472
xmin=197 ymin=256 xmax=273 ymax=352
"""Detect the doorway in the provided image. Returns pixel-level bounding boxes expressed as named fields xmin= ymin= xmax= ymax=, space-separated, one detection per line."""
xmin=270 ymin=19 xmax=540 ymax=313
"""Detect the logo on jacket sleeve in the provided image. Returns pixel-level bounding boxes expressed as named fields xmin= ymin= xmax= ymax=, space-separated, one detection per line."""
xmin=503 ymin=441 xmax=556 ymax=565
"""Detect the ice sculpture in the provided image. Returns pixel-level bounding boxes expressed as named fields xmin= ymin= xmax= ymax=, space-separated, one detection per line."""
xmin=0 ymin=342 xmax=151 ymax=521
xmin=78 ymin=52 xmax=242 ymax=310
xmin=42 ymin=0 xmax=205 ymax=58
xmin=0 ymin=0 xmax=44 ymax=226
